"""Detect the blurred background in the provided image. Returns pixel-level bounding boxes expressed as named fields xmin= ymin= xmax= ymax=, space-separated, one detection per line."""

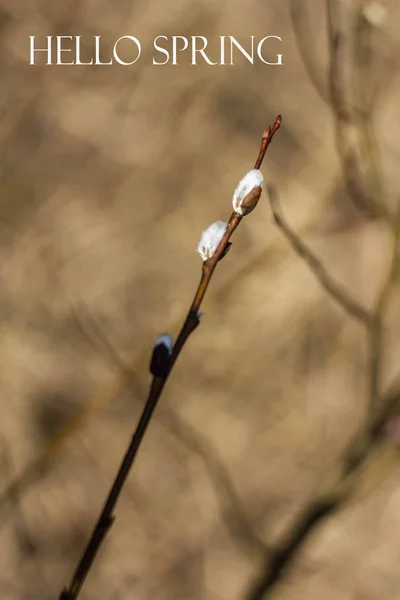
xmin=0 ymin=0 xmax=399 ymax=598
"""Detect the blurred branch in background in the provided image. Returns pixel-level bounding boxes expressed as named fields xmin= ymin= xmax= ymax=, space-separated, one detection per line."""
xmin=266 ymin=185 xmax=372 ymax=326
xmin=326 ymin=0 xmax=382 ymax=219
xmin=59 ymin=119 xmax=281 ymax=600
xmin=243 ymin=1 xmax=400 ymax=596
xmin=244 ymin=187 xmax=399 ymax=599
xmin=289 ymin=1 xmax=331 ymax=107
xmin=291 ymin=0 xmax=392 ymax=221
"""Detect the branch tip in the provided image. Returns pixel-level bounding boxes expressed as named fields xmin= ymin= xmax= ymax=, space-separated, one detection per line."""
xmin=254 ymin=114 xmax=281 ymax=169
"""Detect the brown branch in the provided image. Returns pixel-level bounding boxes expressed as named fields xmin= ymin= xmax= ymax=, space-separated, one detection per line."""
xmin=254 ymin=116 xmax=282 ymax=170
xmin=245 ymin=378 xmax=400 ymax=600
xmin=245 ymin=195 xmax=400 ymax=600
xmin=266 ymin=184 xmax=373 ymax=327
xmin=246 ymin=497 xmax=337 ymax=600
xmin=59 ymin=115 xmax=281 ymax=600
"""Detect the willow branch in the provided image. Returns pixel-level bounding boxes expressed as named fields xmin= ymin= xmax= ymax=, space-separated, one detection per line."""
xmin=59 ymin=115 xmax=282 ymax=600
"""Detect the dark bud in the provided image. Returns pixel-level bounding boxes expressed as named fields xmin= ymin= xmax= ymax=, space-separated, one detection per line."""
xmin=150 ymin=333 xmax=173 ymax=378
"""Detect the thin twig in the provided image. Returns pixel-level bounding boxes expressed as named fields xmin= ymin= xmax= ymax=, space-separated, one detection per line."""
xmin=352 ymin=4 xmax=390 ymax=225
xmin=368 ymin=212 xmax=400 ymax=422
xmin=326 ymin=0 xmax=350 ymax=122
xmin=0 ymin=440 xmax=49 ymax=594
xmin=326 ymin=0 xmax=378 ymax=218
xmin=266 ymin=184 xmax=373 ymax=327
xmin=289 ymin=1 xmax=331 ymax=108
xmin=159 ymin=407 xmax=267 ymax=557
xmin=245 ymin=377 xmax=400 ymax=600
xmin=59 ymin=115 xmax=281 ymax=600
xmin=246 ymin=496 xmax=337 ymax=600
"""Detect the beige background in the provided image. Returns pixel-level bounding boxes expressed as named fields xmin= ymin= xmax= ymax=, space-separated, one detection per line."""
xmin=0 ymin=1 xmax=399 ymax=599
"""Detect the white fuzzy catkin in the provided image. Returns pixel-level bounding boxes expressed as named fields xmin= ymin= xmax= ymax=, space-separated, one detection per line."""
xmin=232 ymin=169 xmax=264 ymax=215
xmin=197 ymin=221 xmax=228 ymax=261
